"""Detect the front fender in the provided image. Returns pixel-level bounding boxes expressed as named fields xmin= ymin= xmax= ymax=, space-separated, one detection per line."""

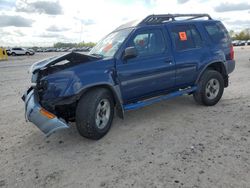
xmin=62 ymin=61 xmax=124 ymax=118
xmin=41 ymin=59 xmax=125 ymax=118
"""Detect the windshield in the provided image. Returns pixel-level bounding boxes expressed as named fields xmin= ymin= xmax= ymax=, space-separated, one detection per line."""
xmin=89 ymin=28 xmax=132 ymax=58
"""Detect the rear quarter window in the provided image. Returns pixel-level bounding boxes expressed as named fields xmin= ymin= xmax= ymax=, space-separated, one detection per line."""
xmin=204 ymin=22 xmax=230 ymax=44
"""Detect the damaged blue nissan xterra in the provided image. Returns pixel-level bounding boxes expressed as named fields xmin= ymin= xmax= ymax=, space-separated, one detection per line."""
xmin=23 ymin=14 xmax=235 ymax=140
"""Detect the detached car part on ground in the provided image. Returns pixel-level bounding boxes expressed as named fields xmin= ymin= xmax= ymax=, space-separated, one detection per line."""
xmin=22 ymin=14 xmax=235 ymax=140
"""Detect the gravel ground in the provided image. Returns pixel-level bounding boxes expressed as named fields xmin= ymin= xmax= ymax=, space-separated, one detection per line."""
xmin=0 ymin=48 xmax=250 ymax=188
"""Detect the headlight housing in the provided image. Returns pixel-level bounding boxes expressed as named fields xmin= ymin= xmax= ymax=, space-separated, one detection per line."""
xmin=39 ymin=77 xmax=72 ymax=100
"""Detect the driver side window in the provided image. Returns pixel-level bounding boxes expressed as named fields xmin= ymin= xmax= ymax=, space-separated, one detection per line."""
xmin=129 ymin=29 xmax=166 ymax=57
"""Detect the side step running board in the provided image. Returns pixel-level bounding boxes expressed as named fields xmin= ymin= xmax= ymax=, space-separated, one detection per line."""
xmin=123 ymin=86 xmax=197 ymax=111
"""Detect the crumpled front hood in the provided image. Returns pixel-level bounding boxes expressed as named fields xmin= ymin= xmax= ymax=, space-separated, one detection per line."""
xmin=29 ymin=52 xmax=99 ymax=73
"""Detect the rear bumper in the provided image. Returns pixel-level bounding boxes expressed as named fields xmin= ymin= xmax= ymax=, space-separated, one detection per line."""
xmin=23 ymin=88 xmax=69 ymax=137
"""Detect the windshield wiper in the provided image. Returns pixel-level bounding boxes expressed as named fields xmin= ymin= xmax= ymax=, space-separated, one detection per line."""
xmin=90 ymin=53 xmax=104 ymax=58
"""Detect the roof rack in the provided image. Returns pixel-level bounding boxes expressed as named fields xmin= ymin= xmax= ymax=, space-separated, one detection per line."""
xmin=140 ymin=14 xmax=212 ymax=25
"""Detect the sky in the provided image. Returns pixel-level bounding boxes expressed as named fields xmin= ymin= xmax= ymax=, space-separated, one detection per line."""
xmin=0 ymin=0 xmax=250 ymax=47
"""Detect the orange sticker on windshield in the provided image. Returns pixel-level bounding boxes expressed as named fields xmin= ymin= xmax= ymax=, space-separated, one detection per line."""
xmin=103 ymin=43 xmax=112 ymax=52
xmin=179 ymin=32 xmax=187 ymax=41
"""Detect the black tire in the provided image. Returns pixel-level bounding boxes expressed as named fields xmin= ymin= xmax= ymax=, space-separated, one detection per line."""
xmin=26 ymin=52 xmax=30 ymax=56
xmin=11 ymin=52 xmax=16 ymax=56
xmin=193 ymin=70 xmax=224 ymax=106
xmin=76 ymin=88 xmax=114 ymax=140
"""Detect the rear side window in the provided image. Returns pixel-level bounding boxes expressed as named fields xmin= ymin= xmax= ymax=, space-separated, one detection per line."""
xmin=204 ymin=22 xmax=230 ymax=44
xmin=171 ymin=25 xmax=202 ymax=51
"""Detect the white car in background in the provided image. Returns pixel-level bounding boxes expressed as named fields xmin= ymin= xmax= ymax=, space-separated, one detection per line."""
xmin=9 ymin=48 xmax=35 ymax=56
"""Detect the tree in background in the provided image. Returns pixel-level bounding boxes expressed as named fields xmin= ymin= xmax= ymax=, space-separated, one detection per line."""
xmin=54 ymin=42 xmax=77 ymax=48
xmin=54 ymin=41 xmax=96 ymax=48
xmin=230 ymin=29 xmax=250 ymax=40
xmin=77 ymin=42 xmax=96 ymax=48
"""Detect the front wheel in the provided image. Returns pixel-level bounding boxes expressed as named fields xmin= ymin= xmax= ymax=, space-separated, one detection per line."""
xmin=193 ymin=70 xmax=224 ymax=106
xmin=76 ymin=88 xmax=114 ymax=140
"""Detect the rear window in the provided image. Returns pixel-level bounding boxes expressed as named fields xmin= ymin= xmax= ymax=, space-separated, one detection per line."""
xmin=171 ymin=25 xmax=202 ymax=51
xmin=204 ymin=22 xmax=230 ymax=44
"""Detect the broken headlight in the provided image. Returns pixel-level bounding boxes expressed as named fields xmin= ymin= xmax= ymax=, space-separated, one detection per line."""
xmin=39 ymin=77 xmax=72 ymax=100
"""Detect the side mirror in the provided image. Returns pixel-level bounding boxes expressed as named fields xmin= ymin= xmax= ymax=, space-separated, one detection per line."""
xmin=123 ymin=47 xmax=138 ymax=60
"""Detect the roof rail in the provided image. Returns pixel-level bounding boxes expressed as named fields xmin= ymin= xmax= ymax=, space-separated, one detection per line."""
xmin=140 ymin=14 xmax=212 ymax=25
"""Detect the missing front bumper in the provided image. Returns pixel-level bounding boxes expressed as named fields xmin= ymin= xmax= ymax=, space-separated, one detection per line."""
xmin=23 ymin=88 xmax=69 ymax=137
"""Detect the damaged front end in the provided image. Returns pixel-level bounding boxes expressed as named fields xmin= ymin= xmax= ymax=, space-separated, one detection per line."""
xmin=23 ymin=88 xmax=69 ymax=136
xmin=23 ymin=52 xmax=99 ymax=136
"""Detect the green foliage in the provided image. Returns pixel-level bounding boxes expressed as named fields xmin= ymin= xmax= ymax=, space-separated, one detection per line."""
xmin=77 ymin=42 xmax=96 ymax=47
xmin=231 ymin=29 xmax=250 ymax=40
xmin=53 ymin=42 xmax=77 ymax=48
xmin=54 ymin=41 xmax=96 ymax=48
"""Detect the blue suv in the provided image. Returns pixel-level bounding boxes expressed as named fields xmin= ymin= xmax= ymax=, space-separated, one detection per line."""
xmin=23 ymin=14 xmax=235 ymax=139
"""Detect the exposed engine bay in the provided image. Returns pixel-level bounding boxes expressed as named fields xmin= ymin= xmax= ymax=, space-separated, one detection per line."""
xmin=30 ymin=52 xmax=98 ymax=81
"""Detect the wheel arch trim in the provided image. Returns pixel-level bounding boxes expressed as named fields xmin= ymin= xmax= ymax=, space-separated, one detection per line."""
xmin=77 ymin=83 xmax=124 ymax=119
xmin=196 ymin=61 xmax=228 ymax=87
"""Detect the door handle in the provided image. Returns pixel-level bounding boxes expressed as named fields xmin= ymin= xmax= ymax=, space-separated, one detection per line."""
xmin=165 ymin=60 xmax=173 ymax=65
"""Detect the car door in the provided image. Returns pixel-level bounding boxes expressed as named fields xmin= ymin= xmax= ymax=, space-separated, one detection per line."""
xmin=11 ymin=48 xmax=16 ymax=54
xmin=20 ymin=48 xmax=26 ymax=55
xmin=14 ymin=48 xmax=19 ymax=55
xmin=15 ymin=48 xmax=22 ymax=55
xmin=116 ymin=27 xmax=175 ymax=104
xmin=167 ymin=24 xmax=207 ymax=87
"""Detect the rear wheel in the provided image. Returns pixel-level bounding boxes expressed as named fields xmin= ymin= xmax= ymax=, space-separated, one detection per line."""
xmin=26 ymin=52 xmax=30 ymax=56
xmin=193 ymin=70 xmax=224 ymax=106
xmin=76 ymin=88 xmax=114 ymax=140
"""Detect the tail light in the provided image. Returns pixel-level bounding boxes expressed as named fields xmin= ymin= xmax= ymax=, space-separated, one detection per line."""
xmin=230 ymin=45 xmax=234 ymax=60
